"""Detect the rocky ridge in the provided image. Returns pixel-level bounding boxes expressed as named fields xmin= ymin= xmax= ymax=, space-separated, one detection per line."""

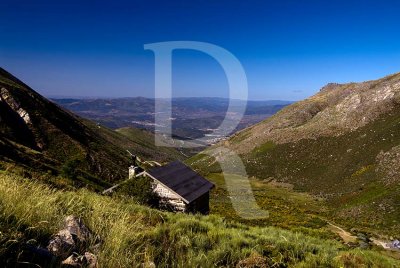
xmin=226 ymin=72 xmax=400 ymax=154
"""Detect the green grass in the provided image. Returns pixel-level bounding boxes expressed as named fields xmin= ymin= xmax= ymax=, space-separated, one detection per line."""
xmin=251 ymin=141 xmax=276 ymax=157
xmin=204 ymin=173 xmax=329 ymax=231
xmin=188 ymin=105 xmax=400 ymax=236
xmin=1 ymin=172 xmax=399 ymax=267
xmin=116 ymin=127 xmax=185 ymax=161
xmin=0 ymin=68 xmax=183 ymax=184
xmin=0 ymin=75 xmax=24 ymax=89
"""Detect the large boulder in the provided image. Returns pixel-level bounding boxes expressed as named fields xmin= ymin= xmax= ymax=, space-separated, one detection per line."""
xmin=47 ymin=229 xmax=76 ymax=259
xmin=47 ymin=215 xmax=97 ymax=267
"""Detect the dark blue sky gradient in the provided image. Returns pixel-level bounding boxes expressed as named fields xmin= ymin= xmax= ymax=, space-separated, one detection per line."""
xmin=1 ymin=0 xmax=400 ymax=100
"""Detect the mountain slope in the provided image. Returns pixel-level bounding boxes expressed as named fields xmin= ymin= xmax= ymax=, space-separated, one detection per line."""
xmin=189 ymin=72 xmax=400 ymax=235
xmin=227 ymin=73 xmax=400 ymax=152
xmin=0 ymin=68 xmax=181 ymax=184
xmin=116 ymin=127 xmax=186 ymax=158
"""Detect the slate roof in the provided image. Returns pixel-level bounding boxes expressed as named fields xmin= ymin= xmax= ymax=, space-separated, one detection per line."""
xmin=147 ymin=161 xmax=214 ymax=203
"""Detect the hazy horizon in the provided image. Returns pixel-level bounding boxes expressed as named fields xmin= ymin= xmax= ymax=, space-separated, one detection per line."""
xmin=47 ymin=94 xmax=297 ymax=102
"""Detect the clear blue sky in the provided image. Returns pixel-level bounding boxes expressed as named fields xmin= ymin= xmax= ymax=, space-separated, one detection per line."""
xmin=1 ymin=0 xmax=400 ymax=100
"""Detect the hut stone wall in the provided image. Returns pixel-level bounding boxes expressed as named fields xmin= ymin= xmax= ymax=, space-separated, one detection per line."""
xmin=152 ymin=182 xmax=186 ymax=212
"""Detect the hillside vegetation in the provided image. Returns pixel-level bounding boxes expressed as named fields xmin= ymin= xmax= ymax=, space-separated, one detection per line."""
xmin=116 ymin=127 xmax=187 ymax=159
xmin=0 ymin=68 xmax=180 ymax=185
xmin=189 ymin=73 xmax=400 ymax=236
xmin=226 ymin=73 xmax=400 ymax=151
xmin=1 ymin=171 xmax=399 ymax=267
xmin=2 ymin=68 xmax=400 ymax=266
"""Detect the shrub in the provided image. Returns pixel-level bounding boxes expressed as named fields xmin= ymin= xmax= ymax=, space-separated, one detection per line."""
xmin=118 ymin=176 xmax=159 ymax=206
xmin=60 ymin=158 xmax=81 ymax=180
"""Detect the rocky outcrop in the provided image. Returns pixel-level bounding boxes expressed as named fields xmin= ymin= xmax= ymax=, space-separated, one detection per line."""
xmin=319 ymin=82 xmax=342 ymax=93
xmin=47 ymin=215 xmax=98 ymax=267
xmin=47 ymin=228 xmax=76 ymax=259
xmin=0 ymin=87 xmax=32 ymax=125
xmin=223 ymin=72 xmax=400 ymax=154
xmin=0 ymin=67 xmax=159 ymax=183
xmin=0 ymin=86 xmax=46 ymax=149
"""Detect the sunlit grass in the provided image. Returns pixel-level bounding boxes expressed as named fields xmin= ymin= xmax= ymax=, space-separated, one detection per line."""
xmin=1 ymin=172 xmax=399 ymax=267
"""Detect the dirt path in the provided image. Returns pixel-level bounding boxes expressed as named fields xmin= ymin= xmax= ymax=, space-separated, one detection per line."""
xmin=327 ymin=222 xmax=397 ymax=251
xmin=327 ymin=222 xmax=357 ymax=243
xmin=371 ymin=238 xmax=391 ymax=249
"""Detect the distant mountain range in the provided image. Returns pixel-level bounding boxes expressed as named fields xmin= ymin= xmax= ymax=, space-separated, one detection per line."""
xmin=53 ymin=97 xmax=292 ymax=144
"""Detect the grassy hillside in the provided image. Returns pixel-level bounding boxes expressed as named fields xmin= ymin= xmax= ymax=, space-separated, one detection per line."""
xmin=1 ymin=171 xmax=399 ymax=267
xmin=116 ymin=127 xmax=186 ymax=160
xmin=193 ymin=107 xmax=400 ymax=236
xmin=199 ymin=173 xmax=329 ymax=231
xmin=187 ymin=74 xmax=400 ymax=237
xmin=0 ymin=68 xmax=180 ymax=185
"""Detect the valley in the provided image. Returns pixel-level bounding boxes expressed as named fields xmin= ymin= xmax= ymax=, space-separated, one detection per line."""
xmin=189 ymin=72 xmax=400 ymax=241
xmin=53 ymin=97 xmax=291 ymax=147
xmin=1 ymin=67 xmax=400 ymax=266
xmin=3 ymin=1 xmax=400 ymax=267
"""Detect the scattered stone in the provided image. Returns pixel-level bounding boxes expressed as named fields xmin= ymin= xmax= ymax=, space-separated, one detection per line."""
xmin=83 ymin=252 xmax=98 ymax=268
xmin=359 ymin=241 xmax=370 ymax=250
xmin=62 ymin=253 xmax=80 ymax=267
xmin=356 ymin=233 xmax=370 ymax=242
xmin=356 ymin=233 xmax=371 ymax=249
xmin=236 ymin=253 xmax=268 ymax=268
xmin=47 ymin=229 xmax=76 ymax=259
xmin=62 ymin=252 xmax=98 ymax=267
xmin=393 ymin=240 xmax=400 ymax=249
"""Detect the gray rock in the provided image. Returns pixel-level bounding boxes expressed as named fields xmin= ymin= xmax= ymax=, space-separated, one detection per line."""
xmin=61 ymin=254 xmax=80 ymax=267
xmin=61 ymin=252 xmax=97 ymax=267
xmin=393 ymin=240 xmax=400 ymax=249
xmin=47 ymin=215 xmax=93 ymax=260
xmin=64 ymin=215 xmax=91 ymax=243
xmin=84 ymin=252 xmax=98 ymax=268
xmin=359 ymin=241 xmax=370 ymax=250
xmin=47 ymin=229 xmax=76 ymax=259
xmin=357 ymin=233 xmax=370 ymax=242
